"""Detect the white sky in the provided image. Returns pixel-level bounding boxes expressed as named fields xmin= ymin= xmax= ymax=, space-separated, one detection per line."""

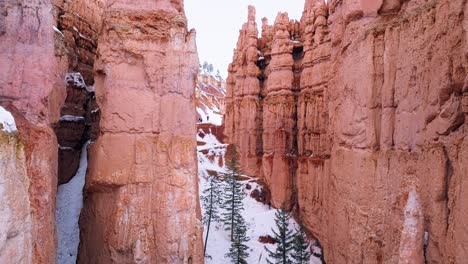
xmin=185 ymin=0 xmax=305 ymax=77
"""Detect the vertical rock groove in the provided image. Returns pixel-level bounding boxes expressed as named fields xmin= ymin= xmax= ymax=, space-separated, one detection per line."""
xmin=78 ymin=1 xmax=203 ymax=263
xmin=223 ymin=0 xmax=468 ymax=263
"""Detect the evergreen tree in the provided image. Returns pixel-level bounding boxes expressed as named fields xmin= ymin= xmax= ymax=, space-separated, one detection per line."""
xmin=220 ymin=147 xmax=245 ymax=241
xmin=207 ymin=63 xmax=214 ymax=73
xmin=225 ymin=213 xmax=250 ymax=264
xmin=202 ymin=61 xmax=209 ymax=73
xmin=265 ymin=203 xmax=295 ymax=264
xmin=201 ymin=173 xmax=223 ymax=256
xmin=291 ymin=224 xmax=312 ymax=264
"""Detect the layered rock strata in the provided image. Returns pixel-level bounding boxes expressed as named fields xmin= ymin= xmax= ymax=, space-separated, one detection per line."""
xmin=225 ymin=6 xmax=263 ymax=178
xmin=0 ymin=0 xmax=66 ymax=262
xmin=53 ymin=0 xmax=104 ymax=185
xmin=78 ymin=0 xmax=204 ymax=263
xmin=225 ymin=0 xmax=468 ymax=262
xmin=55 ymin=73 xmax=100 ymax=184
xmin=53 ymin=0 xmax=106 ymax=84
xmin=261 ymin=12 xmax=299 ymax=208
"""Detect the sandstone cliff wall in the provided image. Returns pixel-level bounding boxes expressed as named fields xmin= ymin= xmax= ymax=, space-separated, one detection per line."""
xmin=52 ymin=0 xmax=103 ymax=184
xmin=225 ymin=0 xmax=468 ymax=262
xmin=0 ymin=0 xmax=66 ymax=262
xmin=1 ymin=0 xmax=203 ymax=263
xmin=78 ymin=0 xmax=204 ymax=263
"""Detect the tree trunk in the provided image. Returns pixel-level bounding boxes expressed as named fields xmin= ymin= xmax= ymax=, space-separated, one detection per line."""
xmin=204 ymin=184 xmax=213 ymax=255
xmin=231 ymin=180 xmax=235 ymax=241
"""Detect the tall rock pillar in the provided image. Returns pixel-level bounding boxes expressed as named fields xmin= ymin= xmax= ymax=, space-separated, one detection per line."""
xmin=225 ymin=6 xmax=263 ymax=177
xmin=262 ymin=13 xmax=297 ymax=208
xmin=0 ymin=0 xmax=66 ymax=263
xmin=295 ymin=0 xmax=332 ymax=239
xmin=79 ymin=0 xmax=204 ymax=263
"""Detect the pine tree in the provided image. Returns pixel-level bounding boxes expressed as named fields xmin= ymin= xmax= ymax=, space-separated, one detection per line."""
xmin=202 ymin=61 xmax=209 ymax=73
xmin=201 ymin=173 xmax=223 ymax=256
xmin=220 ymin=147 xmax=245 ymax=241
xmin=265 ymin=203 xmax=295 ymax=264
xmin=225 ymin=213 xmax=250 ymax=264
xmin=207 ymin=63 xmax=214 ymax=74
xmin=291 ymin=224 xmax=312 ymax=264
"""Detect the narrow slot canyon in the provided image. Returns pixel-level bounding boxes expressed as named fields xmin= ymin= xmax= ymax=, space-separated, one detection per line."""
xmin=1 ymin=0 xmax=468 ymax=264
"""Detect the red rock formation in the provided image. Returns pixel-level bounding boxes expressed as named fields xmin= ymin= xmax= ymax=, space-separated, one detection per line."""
xmin=0 ymin=113 xmax=33 ymax=263
xmin=53 ymin=0 xmax=106 ymax=84
xmin=262 ymin=12 xmax=298 ymax=208
xmin=0 ymin=0 xmax=66 ymax=262
xmin=55 ymin=73 xmax=100 ymax=184
xmin=78 ymin=0 xmax=203 ymax=262
xmin=225 ymin=1 xmax=468 ymax=262
xmin=224 ymin=6 xmax=263 ymax=178
xmin=53 ymin=0 xmax=104 ymax=185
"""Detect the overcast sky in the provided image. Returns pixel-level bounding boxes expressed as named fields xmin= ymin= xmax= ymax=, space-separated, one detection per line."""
xmin=185 ymin=0 xmax=305 ymax=77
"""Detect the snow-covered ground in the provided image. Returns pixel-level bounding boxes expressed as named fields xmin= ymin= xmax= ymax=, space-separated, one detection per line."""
xmin=56 ymin=142 xmax=90 ymax=264
xmin=197 ymin=129 xmax=322 ymax=264
xmin=195 ymin=75 xmax=226 ymax=126
xmin=0 ymin=106 xmax=17 ymax=133
xmin=197 ymin=103 xmax=223 ymax=126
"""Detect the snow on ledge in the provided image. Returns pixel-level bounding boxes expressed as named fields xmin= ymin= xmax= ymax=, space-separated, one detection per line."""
xmin=65 ymin=73 xmax=87 ymax=90
xmin=53 ymin=26 xmax=64 ymax=37
xmin=59 ymin=115 xmax=85 ymax=122
xmin=0 ymin=106 xmax=17 ymax=133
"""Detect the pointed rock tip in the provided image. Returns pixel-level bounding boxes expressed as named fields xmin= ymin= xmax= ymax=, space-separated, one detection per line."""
xmin=248 ymin=5 xmax=256 ymax=21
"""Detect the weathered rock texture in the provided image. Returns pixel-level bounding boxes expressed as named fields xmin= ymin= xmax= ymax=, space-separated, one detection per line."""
xmin=0 ymin=125 xmax=33 ymax=263
xmin=53 ymin=0 xmax=103 ymax=184
xmin=0 ymin=0 xmax=66 ymax=262
xmin=225 ymin=1 xmax=468 ymax=262
xmin=224 ymin=6 xmax=263 ymax=178
xmin=53 ymin=0 xmax=106 ymax=84
xmin=79 ymin=0 xmax=204 ymax=263
xmin=55 ymin=73 xmax=100 ymax=184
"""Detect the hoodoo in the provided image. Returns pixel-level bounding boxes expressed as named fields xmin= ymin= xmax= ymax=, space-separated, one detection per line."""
xmin=224 ymin=0 xmax=468 ymax=263
xmin=1 ymin=0 xmax=203 ymax=263
xmin=1 ymin=0 xmax=467 ymax=263
xmin=78 ymin=0 xmax=203 ymax=263
xmin=1 ymin=0 xmax=66 ymax=262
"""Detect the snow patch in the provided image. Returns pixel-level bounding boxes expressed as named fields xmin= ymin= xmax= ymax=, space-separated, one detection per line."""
xmin=66 ymin=73 xmax=87 ymax=90
xmin=197 ymin=106 xmax=223 ymax=126
xmin=424 ymin=231 xmax=429 ymax=246
xmin=73 ymin=26 xmax=92 ymax=42
xmin=86 ymin=85 xmax=95 ymax=93
xmin=197 ymin=128 xmax=322 ymax=263
xmin=403 ymin=188 xmax=421 ymax=234
xmin=59 ymin=115 xmax=85 ymax=122
xmin=59 ymin=145 xmax=74 ymax=151
xmin=53 ymin=26 xmax=64 ymax=37
xmin=56 ymin=142 xmax=90 ymax=264
xmin=0 ymin=106 xmax=17 ymax=133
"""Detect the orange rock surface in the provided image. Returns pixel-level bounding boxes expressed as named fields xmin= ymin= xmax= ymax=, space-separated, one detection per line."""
xmin=1 ymin=0 xmax=66 ymax=262
xmin=224 ymin=1 xmax=468 ymax=262
xmin=78 ymin=0 xmax=203 ymax=263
